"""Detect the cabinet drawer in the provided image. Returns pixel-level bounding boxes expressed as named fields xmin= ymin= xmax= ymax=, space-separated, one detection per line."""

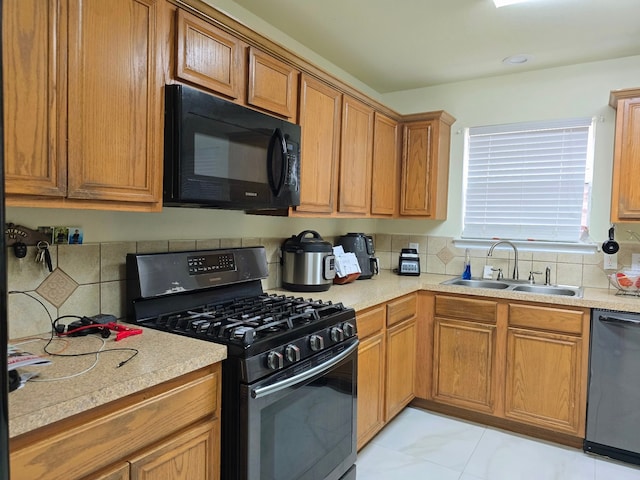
xmin=508 ymin=304 xmax=584 ymax=335
xmin=387 ymin=293 xmax=417 ymax=327
xmin=435 ymin=295 xmax=497 ymax=324
xmin=357 ymin=305 xmax=386 ymax=339
xmin=11 ymin=364 xmax=220 ymax=480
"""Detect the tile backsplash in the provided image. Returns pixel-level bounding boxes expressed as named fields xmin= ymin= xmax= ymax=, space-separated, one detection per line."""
xmin=7 ymin=234 xmax=632 ymax=339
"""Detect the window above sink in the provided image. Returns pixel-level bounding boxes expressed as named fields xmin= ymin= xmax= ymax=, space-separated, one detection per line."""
xmin=460 ymin=117 xmax=597 ymax=255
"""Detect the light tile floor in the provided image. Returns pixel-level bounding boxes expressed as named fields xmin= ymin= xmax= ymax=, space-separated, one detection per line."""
xmin=356 ymin=407 xmax=640 ymax=480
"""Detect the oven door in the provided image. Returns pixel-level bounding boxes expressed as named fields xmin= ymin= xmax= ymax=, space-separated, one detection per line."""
xmin=241 ymin=338 xmax=358 ymax=480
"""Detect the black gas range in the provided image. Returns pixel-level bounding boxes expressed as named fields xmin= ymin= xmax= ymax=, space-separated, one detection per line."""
xmin=126 ymin=246 xmax=358 ymax=480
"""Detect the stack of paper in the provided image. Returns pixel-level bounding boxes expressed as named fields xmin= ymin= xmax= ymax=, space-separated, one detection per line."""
xmin=333 ymin=246 xmax=361 ymax=278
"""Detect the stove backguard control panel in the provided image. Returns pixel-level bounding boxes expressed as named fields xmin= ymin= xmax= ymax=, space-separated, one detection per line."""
xmin=187 ymin=252 xmax=236 ymax=275
xmin=127 ymin=247 xmax=268 ymax=299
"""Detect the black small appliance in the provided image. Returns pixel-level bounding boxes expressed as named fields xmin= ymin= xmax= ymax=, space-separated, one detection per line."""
xmin=335 ymin=233 xmax=378 ymax=279
xmin=163 ymin=84 xmax=301 ymax=211
xmin=398 ymin=248 xmax=420 ymax=276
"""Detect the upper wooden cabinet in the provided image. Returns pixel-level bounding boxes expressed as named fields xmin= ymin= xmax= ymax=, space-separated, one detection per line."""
xmin=175 ymin=8 xmax=245 ymax=101
xmin=3 ymin=0 xmax=65 ymax=198
xmin=609 ymin=88 xmax=640 ymax=221
xmin=400 ymin=111 xmax=456 ymax=219
xmin=3 ymin=0 xmax=166 ymax=211
xmin=175 ymin=9 xmax=298 ymax=120
xmin=247 ymin=47 xmax=299 ymax=120
xmin=295 ymin=74 xmax=342 ymax=214
xmin=371 ymin=113 xmax=399 ymax=216
xmin=338 ymin=96 xmax=374 ymax=215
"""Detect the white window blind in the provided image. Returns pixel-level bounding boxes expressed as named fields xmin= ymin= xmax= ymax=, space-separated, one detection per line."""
xmin=462 ymin=117 xmax=594 ymax=243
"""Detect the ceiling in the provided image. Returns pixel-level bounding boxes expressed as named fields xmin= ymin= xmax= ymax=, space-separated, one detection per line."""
xmin=231 ymin=0 xmax=640 ymax=94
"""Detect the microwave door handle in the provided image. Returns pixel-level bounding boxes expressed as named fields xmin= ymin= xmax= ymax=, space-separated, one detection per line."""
xmin=267 ymin=128 xmax=287 ymax=197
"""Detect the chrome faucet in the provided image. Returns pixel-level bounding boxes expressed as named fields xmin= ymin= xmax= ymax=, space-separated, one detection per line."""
xmin=487 ymin=241 xmax=519 ymax=280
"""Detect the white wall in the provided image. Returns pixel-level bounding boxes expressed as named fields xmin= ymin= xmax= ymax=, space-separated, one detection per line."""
xmin=378 ymin=55 xmax=640 ymax=243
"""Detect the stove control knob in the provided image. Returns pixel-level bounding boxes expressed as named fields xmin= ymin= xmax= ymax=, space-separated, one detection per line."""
xmin=309 ymin=334 xmax=325 ymax=351
xmin=342 ymin=322 xmax=356 ymax=338
xmin=285 ymin=344 xmax=301 ymax=363
xmin=330 ymin=327 xmax=344 ymax=343
xmin=267 ymin=351 xmax=284 ymax=370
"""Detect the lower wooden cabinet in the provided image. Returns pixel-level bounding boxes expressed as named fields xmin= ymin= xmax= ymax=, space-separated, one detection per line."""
xmin=432 ymin=317 xmax=496 ymax=413
xmin=419 ymin=293 xmax=589 ymax=441
xmin=356 ymin=293 xmax=417 ymax=449
xmin=431 ymin=295 xmax=498 ymax=413
xmin=85 ymin=463 xmax=129 ymax=480
xmin=385 ymin=295 xmax=418 ymax=420
xmin=356 ymin=306 xmax=386 ymax=450
xmin=10 ymin=364 xmax=222 ymax=480
xmin=128 ymin=420 xmax=219 ymax=480
xmin=504 ymin=303 xmax=586 ymax=435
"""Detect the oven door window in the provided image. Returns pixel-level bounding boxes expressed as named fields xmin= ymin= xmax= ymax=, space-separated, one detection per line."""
xmin=246 ymin=350 xmax=357 ymax=480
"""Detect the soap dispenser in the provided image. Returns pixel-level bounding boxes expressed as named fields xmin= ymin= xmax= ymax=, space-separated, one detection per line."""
xmin=462 ymin=249 xmax=472 ymax=280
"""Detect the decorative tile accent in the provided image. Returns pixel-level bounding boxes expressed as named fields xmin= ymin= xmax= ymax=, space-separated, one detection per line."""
xmin=35 ymin=268 xmax=79 ymax=308
xmin=437 ymin=246 xmax=454 ymax=265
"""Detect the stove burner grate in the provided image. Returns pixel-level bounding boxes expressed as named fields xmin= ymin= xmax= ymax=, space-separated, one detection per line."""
xmin=144 ymin=294 xmax=346 ymax=347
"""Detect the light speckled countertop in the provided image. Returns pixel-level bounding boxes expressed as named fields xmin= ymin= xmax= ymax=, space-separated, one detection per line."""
xmin=270 ymin=270 xmax=640 ymax=314
xmin=10 ymin=270 xmax=639 ymax=439
xmin=9 ymin=327 xmax=226 ymax=438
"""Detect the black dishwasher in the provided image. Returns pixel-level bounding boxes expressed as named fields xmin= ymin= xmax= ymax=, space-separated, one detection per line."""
xmin=584 ymin=308 xmax=640 ymax=465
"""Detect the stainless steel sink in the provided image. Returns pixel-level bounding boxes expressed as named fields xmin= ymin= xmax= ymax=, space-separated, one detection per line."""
xmin=441 ymin=277 xmax=583 ymax=298
xmin=511 ymin=285 xmax=581 ymax=297
xmin=444 ymin=279 xmax=510 ymax=289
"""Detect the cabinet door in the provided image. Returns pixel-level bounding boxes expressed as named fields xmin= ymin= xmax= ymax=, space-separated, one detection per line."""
xmin=357 ymin=332 xmax=386 ymax=450
xmin=3 ymin=0 xmax=67 ymax=197
xmin=371 ymin=112 xmax=399 ymax=216
xmin=610 ymin=90 xmax=640 ymax=221
xmin=338 ymin=95 xmax=374 ymax=214
xmin=432 ymin=317 xmax=496 ymax=413
xmin=129 ymin=420 xmax=219 ymax=480
xmin=505 ymin=328 xmax=582 ymax=434
xmin=385 ymin=318 xmax=417 ymax=421
xmin=175 ymin=8 xmax=244 ymax=100
xmin=401 ymin=120 xmax=434 ymax=216
xmin=295 ymin=74 xmax=341 ymax=214
xmin=66 ymin=0 xmax=163 ymax=206
xmin=248 ymin=47 xmax=298 ymax=119
xmin=400 ymin=112 xmax=454 ymax=219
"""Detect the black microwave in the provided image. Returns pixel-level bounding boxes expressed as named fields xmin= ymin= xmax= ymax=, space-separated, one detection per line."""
xmin=163 ymin=84 xmax=301 ymax=210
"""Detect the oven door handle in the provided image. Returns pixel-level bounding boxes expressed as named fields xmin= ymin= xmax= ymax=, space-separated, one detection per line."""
xmin=251 ymin=340 xmax=358 ymax=399
xmin=599 ymin=315 xmax=640 ymax=326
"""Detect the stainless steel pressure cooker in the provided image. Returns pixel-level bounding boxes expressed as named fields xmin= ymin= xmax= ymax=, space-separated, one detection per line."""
xmin=281 ymin=230 xmax=336 ymax=292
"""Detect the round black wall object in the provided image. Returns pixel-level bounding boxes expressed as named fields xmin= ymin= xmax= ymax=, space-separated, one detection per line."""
xmin=602 ymin=227 xmax=620 ymax=254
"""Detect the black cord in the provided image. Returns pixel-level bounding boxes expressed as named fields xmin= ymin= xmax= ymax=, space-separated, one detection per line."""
xmin=9 ymin=290 xmax=139 ymax=368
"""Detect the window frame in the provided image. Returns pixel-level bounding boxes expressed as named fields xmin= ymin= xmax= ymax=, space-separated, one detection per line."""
xmin=458 ymin=116 xmax=597 ymax=253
